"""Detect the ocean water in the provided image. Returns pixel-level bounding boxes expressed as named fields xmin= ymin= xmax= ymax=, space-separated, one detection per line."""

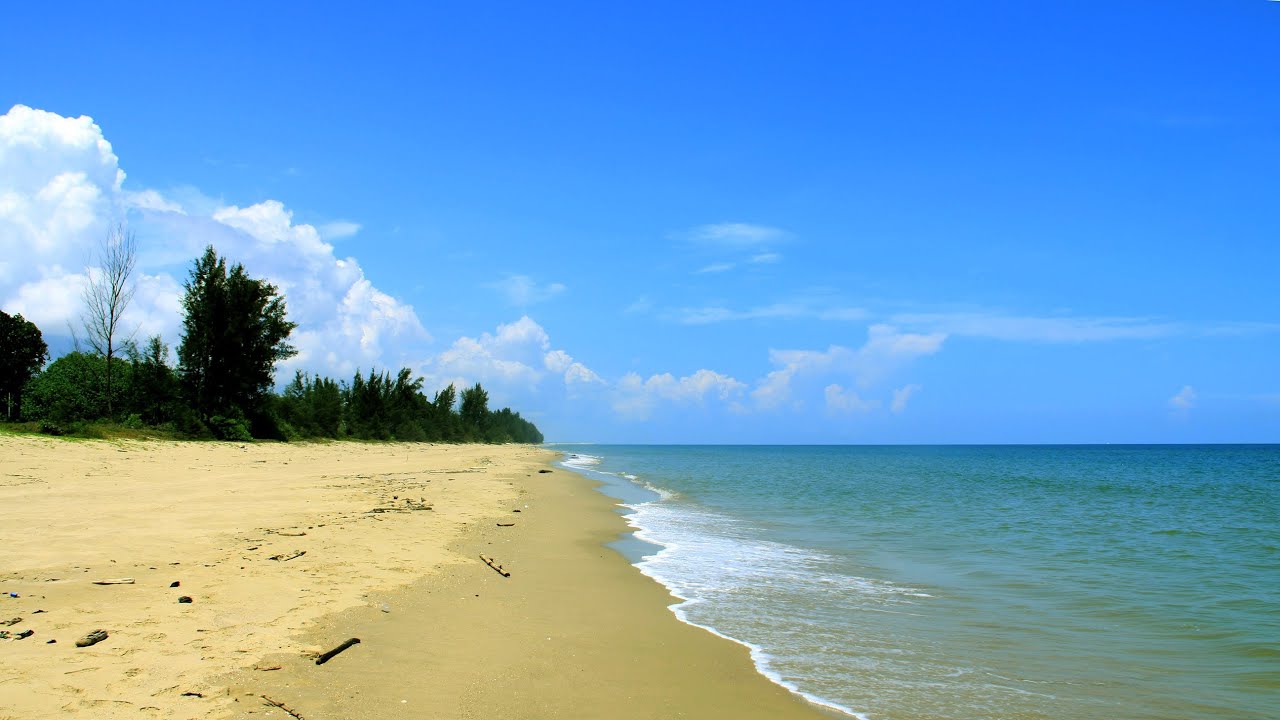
xmin=555 ymin=445 xmax=1279 ymax=720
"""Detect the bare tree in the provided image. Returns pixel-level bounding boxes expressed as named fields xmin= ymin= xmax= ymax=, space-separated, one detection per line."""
xmin=82 ymin=223 xmax=138 ymax=416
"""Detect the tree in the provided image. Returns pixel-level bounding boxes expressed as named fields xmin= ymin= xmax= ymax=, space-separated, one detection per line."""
xmin=22 ymin=352 xmax=128 ymax=424
xmin=0 ymin=311 xmax=48 ymax=420
xmin=127 ymin=336 xmax=181 ymax=425
xmin=177 ymin=246 xmax=296 ymax=433
xmin=82 ymin=224 xmax=138 ymax=417
xmin=459 ymin=383 xmax=489 ymax=436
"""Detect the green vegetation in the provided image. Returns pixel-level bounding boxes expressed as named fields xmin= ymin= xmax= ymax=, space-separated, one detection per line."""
xmin=0 ymin=246 xmax=543 ymax=444
xmin=0 ymin=310 xmax=47 ymax=421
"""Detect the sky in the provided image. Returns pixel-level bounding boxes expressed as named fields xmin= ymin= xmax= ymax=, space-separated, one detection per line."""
xmin=2 ymin=1 xmax=1277 ymax=443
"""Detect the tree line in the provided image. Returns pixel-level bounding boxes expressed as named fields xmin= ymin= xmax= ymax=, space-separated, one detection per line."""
xmin=0 ymin=244 xmax=543 ymax=444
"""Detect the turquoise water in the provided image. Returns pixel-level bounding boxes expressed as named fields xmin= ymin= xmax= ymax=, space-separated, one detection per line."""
xmin=556 ymin=445 xmax=1280 ymax=720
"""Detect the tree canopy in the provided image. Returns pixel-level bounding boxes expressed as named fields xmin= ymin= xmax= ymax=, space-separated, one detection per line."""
xmin=178 ymin=246 xmax=296 ymax=429
xmin=0 ymin=310 xmax=48 ymax=421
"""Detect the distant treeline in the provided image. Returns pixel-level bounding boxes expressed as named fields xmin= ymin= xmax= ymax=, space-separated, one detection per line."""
xmin=0 ymin=245 xmax=543 ymax=444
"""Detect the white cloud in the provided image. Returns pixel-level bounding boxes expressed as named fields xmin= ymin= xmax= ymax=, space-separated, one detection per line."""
xmin=751 ymin=325 xmax=945 ymax=409
xmin=125 ymin=189 xmax=184 ymax=214
xmin=544 ymin=348 xmax=605 ymax=385
xmin=0 ymin=105 xmax=120 ymax=292
xmin=317 ymin=221 xmax=361 ymax=240
xmin=614 ymin=369 xmax=746 ymax=419
xmin=684 ymin=222 xmax=790 ymax=248
xmin=891 ymin=383 xmax=922 ymax=414
xmin=424 ymin=316 xmax=602 ymax=397
xmin=892 ymin=311 xmax=1180 ymax=343
xmin=0 ymin=104 xmax=428 ymax=380
xmin=487 ymin=274 xmax=566 ymax=306
xmin=825 ymin=384 xmax=879 ymax=413
xmin=749 ymin=252 xmax=781 ymax=264
xmin=674 ymin=301 xmax=866 ymax=325
xmin=1168 ymin=385 xmax=1196 ymax=410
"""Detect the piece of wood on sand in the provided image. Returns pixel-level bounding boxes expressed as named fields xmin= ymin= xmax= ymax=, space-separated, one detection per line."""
xmin=315 ymin=637 xmax=361 ymax=665
xmin=92 ymin=578 xmax=135 ymax=585
xmin=262 ymin=695 xmax=306 ymax=720
xmin=269 ymin=550 xmax=306 ymax=562
xmin=480 ymin=554 xmax=511 ymax=577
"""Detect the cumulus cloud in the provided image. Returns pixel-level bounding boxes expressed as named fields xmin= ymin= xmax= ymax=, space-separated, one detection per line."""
xmin=751 ymin=325 xmax=944 ymax=409
xmin=544 ymin=348 xmax=604 ymax=385
xmin=0 ymin=104 xmax=427 ymax=380
xmin=614 ymin=369 xmax=746 ymax=419
xmin=485 ymin=274 xmax=567 ymax=306
xmin=424 ymin=316 xmax=603 ymax=399
xmin=0 ymin=105 xmax=120 ymax=292
xmin=1168 ymin=385 xmax=1196 ymax=410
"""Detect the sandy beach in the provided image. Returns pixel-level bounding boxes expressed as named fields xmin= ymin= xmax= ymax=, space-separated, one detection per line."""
xmin=0 ymin=435 xmax=829 ymax=719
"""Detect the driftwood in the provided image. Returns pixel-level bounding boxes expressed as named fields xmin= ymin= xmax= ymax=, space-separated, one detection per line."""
xmin=0 ymin=617 xmax=20 ymax=626
xmin=315 ymin=637 xmax=361 ymax=665
xmin=92 ymin=578 xmax=135 ymax=585
xmin=269 ymin=550 xmax=306 ymax=562
xmin=262 ymin=695 xmax=306 ymax=719
xmin=479 ymin=554 xmax=511 ymax=577
xmin=496 ymin=523 xmax=515 ymax=527
xmin=254 ymin=665 xmax=282 ymax=671
xmin=273 ymin=531 xmax=307 ymax=537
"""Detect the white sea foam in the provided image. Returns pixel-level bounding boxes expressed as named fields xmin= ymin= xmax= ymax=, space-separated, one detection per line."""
xmin=557 ymin=449 xmax=925 ymax=719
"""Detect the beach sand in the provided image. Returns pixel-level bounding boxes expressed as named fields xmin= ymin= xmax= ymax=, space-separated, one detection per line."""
xmin=0 ymin=435 xmax=830 ymax=719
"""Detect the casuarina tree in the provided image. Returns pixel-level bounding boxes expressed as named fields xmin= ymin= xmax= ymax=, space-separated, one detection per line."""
xmin=177 ymin=246 xmax=296 ymax=432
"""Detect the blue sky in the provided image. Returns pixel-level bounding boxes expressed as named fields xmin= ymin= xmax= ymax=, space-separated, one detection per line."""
xmin=2 ymin=1 xmax=1277 ymax=443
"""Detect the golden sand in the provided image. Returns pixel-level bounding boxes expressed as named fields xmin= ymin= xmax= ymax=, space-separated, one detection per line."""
xmin=0 ymin=435 xmax=830 ymax=719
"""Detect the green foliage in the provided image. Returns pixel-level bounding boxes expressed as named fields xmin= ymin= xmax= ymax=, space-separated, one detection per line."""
xmin=207 ymin=413 xmax=253 ymax=442
xmin=178 ymin=246 xmax=296 ymax=425
xmin=127 ymin=336 xmax=182 ymax=426
xmin=460 ymin=383 xmax=489 ymax=436
xmin=22 ymin=352 xmax=131 ymax=424
xmin=0 ymin=310 xmax=48 ymax=421
xmin=13 ymin=248 xmax=543 ymax=445
xmin=274 ymin=368 xmax=542 ymax=444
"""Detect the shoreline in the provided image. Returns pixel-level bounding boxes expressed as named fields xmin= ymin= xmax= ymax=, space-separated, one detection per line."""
xmin=0 ymin=435 xmax=831 ymax=719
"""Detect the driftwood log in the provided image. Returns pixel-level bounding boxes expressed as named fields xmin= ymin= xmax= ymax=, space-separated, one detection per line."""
xmin=315 ymin=637 xmax=361 ymax=665
xmin=92 ymin=578 xmax=135 ymax=585
xmin=480 ymin=554 xmax=511 ymax=577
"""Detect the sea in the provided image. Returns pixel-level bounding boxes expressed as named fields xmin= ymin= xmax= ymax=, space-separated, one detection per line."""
xmin=553 ymin=445 xmax=1279 ymax=720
